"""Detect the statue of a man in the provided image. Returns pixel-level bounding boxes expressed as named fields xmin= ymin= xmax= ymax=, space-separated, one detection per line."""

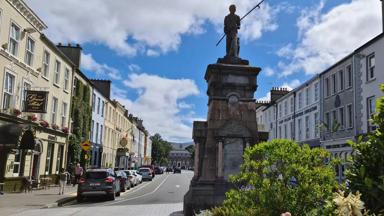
xmin=224 ymin=4 xmax=240 ymax=57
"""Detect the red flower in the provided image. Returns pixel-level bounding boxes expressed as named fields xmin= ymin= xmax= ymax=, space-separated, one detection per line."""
xmin=39 ymin=120 xmax=49 ymax=128
xmin=12 ymin=108 xmax=21 ymax=116
xmin=62 ymin=127 xmax=69 ymax=133
xmin=28 ymin=114 xmax=38 ymax=122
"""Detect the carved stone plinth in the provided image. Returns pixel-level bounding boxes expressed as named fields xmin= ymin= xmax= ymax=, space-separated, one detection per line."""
xmin=184 ymin=61 xmax=260 ymax=215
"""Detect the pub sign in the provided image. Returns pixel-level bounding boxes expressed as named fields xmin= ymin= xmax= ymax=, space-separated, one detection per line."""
xmin=24 ymin=90 xmax=48 ymax=113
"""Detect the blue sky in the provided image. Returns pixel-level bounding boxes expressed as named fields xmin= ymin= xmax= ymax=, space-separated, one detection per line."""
xmin=28 ymin=0 xmax=381 ymax=142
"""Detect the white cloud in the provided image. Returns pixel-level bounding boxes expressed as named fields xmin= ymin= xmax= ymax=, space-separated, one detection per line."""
xmin=111 ymin=73 xmax=200 ymax=142
xmin=281 ymin=79 xmax=301 ymax=90
xmin=27 ymin=0 xmax=281 ymax=57
xmin=81 ymin=53 xmax=122 ymax=80
xmin=258 ymin=92 xmax=271 ymax=101
xmin=277 ymin=0 xmax=381 ymax=76
xmin=264 ymin=67 xmax=275 ymax=76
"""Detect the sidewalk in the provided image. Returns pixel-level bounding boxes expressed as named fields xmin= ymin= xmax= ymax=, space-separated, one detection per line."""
xmin=0 ymin=184 xmax=77 ymax=216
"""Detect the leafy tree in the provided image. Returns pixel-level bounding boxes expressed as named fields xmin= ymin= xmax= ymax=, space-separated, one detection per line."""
xmin=185 ymin=144 xmax=195 ymax=163
xmin=150 ymin=133 xmax=172 ymax=165
xmin=211 ymin=139 xmax=338 ymax=216
xmin=346 ymin=84 xmax=384 ymax=214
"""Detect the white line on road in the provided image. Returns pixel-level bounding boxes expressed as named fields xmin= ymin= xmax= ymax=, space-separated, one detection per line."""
xmin=104 ymin=174 xmax=170 ymax=205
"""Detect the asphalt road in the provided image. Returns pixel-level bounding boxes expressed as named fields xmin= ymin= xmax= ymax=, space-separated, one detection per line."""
xmin=14 ymin=170 xmax=194 ymax=216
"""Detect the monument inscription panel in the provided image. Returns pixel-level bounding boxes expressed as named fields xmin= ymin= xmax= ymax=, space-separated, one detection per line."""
xmin=223 ymin=138 xmax=243 ymax=179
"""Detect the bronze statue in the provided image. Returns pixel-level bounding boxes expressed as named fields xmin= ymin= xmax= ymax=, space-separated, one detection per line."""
xmin=224 ymin=5 xmax=240 ymax=57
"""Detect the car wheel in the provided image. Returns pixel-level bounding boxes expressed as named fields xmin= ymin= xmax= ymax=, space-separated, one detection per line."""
xmin=121 ymin=185 xmax=126 ymax=192
xmin=76 ymin=195 xmax=83 ymax=203
xmin=107 ymin=191 xmax=115 ymax=201
xmin=116 ymin=191 xmax=121 ymax=197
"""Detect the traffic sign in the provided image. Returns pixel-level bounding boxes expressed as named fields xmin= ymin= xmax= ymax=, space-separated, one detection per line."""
xmin=80 ymin=140 xmax=91 ymax=151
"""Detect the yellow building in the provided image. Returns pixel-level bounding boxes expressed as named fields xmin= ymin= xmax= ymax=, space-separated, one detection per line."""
xmin=0 ymin=0 xmax=74 ymax=191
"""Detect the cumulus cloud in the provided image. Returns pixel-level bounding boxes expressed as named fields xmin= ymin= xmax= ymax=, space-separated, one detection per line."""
xmin=27 ymin=0 xmax=282 ymax=57
xmin=111 ymin=73 xmax=200 ymax=142
xmin=264 ymin=67 xmax=275 ymax=76
xmin=81 ymin=53 xmax=122 ymax=80
xmin=277 ymin=0 xmax=381 ymax=76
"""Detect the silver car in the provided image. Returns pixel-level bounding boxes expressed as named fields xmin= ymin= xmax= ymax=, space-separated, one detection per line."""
xmin=138 ymin=168 xmax=152 ymax=181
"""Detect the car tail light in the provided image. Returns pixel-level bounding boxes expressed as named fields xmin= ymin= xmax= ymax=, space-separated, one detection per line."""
xmin=79 ymin=178 xmax=86 ymax=184
xmin=105 ymin=177 xmax=114 ymax=183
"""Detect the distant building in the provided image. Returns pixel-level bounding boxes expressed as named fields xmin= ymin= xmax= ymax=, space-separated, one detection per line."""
xmin=168 ymin=144 xmax=193 ymax=168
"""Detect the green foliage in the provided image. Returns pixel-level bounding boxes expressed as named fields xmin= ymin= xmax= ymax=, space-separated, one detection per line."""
xmin=69 ymin=80 xmax=92 ymax=165
xmin=212 ymin=139 xmax=338 ymax=216
xmin=346 ymin=84 xmax=384 ymax=214
xmin=150 ymin=133 xmax=172 ymax=165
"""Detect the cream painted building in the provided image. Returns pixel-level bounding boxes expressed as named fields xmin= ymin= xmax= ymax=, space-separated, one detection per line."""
xmin=0 ymin=0 xmax=74 ymax=189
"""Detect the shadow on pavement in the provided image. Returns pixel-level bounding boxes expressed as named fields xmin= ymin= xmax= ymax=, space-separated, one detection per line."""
xmin=169 ymin=210 xmax=183 ymax=216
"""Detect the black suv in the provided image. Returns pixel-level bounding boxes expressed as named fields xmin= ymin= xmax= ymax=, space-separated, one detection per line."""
xmin=77 ymin=168 xmax=121 ymax=202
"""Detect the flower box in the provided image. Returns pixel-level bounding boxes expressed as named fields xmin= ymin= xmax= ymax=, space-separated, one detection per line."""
xmin=27 ymin=114 xmax=38 ymax=122
xmin=52 ymin=124 xmax=59 ymax=130
xmin=12 ymin=108 xmax=21 ymax=116
xmin=39 ymin=120 xmax=49 ymax=128
xmin=62 ymin=127 xmax=69 ymax=134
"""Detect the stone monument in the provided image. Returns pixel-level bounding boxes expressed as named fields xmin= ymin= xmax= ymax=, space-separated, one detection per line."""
xmin=183 ymin=5 xmax=261 ymax=215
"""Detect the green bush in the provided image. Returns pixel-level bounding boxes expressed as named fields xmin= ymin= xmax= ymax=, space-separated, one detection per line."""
xmin=212 ymin=139 xmax=338 ymax=216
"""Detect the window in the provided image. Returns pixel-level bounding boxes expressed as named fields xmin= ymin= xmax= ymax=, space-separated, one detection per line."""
xmin=51 ymin=97 xmax=58 ymax=125
xmin=96 ymin=123 xmax=99 ymax=143
xmin=290 ymin=97 xmax=294 ymax=113
xmin=298 ymin=118 xmax=302 ymax=140
xmin=45 ymin=143 xmax=54 ymax=175
xmin=54 ymin=60 xmax=61 ymax=84
xmin=278 ymin=126 xmax=282 ymax=138
xmin=24 ymin=37 xmax=35 ymax=66
xmin=3 ymin=72 xmax=15 ymax=110
xmin=298 ymin=92 xmax=302 ymax=109
xmin=314 ymin=82 xmax=319 ymax=102
xmin=100 ymin=125 xmax=103 ymax=144
xmin=332 ymin=110 xmax=338 ymax=131
xmin=56 ymin=145 xmax=64 ymax=174
xmin=13 ymin=150 xmax=20 ymax=177
xmin=325 ymin=112 xmax=330 ymax=132
xmin=64 ymin=68 xmax=70 ymax=90
xmin=305 ymin=115 xmax=310 ymax=139
xmin=284 ymin=124 xmax=287 ymax=139
xmin=91 ymin=120 xmax=94 ymax=141
xmin=346 ymin=65 xmax=352 ymax=88
xmin=284 ymin=100 xmax=287 ymax=116
xmin=347 ymin=104 xmax=353 ymax=128
xmin=61 ymin=102 xmax=68 ymax=127
xmin=332 ymin=74 xmax=337 ymax=94
xmin=290 ymin=121 xmax=294 ymax=139
xmin=278 ymin=104 xmax=282 ymax=118
xmin=42 ymin=51 xmax=50 ymax=78
xmin=101 ymin=101 xmax=105 ymax=117
xmin=338 ymin=70 xmax=344 ymax=91
xmin=367 ymin=54 xmax=375 ymax=81
xmin=367 ymin=96 xmax=376 ymax=132
xmin=97 ymin=97 xmax=100 ymax=115
xmin=314 ymin=112 xmax=319 ymax=138
xmin=325 ymin=78 xmax=330 ymax=97
xmin=339 ymin=107 xmax=345 ymax=129
xmin=9 ymin=23 xmax=20 ymax=56
xmin=306 ymin=87 xmax=310 ymax=106
xmin=21 ymin=82 xmax=31 ymax=110
xmin=92 ymin=93 xmax=96 ymax=112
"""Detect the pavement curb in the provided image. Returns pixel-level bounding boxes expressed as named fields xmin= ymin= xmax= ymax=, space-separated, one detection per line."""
xmin=43 ymin=196 xmax=76 ymax=208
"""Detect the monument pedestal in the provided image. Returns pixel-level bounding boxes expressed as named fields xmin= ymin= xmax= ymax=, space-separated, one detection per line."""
xmin=184 ymin=60 xmax=260 ymax=215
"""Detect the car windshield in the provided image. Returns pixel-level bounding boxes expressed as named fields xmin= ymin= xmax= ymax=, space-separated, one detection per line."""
xmin=124 ymin=171 xmax=132 ymax=176
xmin=86 ymin=171 xmax=108 ymax=179
xmin=139 ymin=168 xmax=150 ymax=173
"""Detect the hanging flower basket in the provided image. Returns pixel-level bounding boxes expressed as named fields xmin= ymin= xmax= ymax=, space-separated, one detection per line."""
xmin=52 ymin=124 xmax=59 ymax=130
xmin=27 ymin=114 xmax=38 ymax=122
xmin=39 ymin=120 xmax=49 ymax=128
xmin=62 ymin=127 xmax=69 ymax=134
xmin=12 ymin=108 xmax=22 ymax=116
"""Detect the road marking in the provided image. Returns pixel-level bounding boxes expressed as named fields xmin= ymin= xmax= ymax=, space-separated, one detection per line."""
xmin=104 ymin=174 xmax=170 ymax=205
xmin=176 ymin=185 xmax=180 ymax=188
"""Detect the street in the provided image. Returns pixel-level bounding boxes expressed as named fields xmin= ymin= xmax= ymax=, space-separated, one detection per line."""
xmin=2 ymin=171 xmax=193 ymax=216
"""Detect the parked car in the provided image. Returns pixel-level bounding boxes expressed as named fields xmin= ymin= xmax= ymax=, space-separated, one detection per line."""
xmin=140 ymin=165 xmax=155 ymax=178
xmin=124 ymin=170 xmax=138 ymax=186
xmin=138 ymin=167 xmax=153 ymax=181
xmin=173 ymin=167 xmax=181 ymax=174
xmin=166 ymin=167 xmax=173 ymax=173
xmin=77 ymin=168 xmax=120 ymax=202
xmin=154 ymin=166 xmax=164 ymax=174
xmin=115 ymin=170 xmax=130 ymax=192
xmin=132 ymin=170 xmax=142 ymax=184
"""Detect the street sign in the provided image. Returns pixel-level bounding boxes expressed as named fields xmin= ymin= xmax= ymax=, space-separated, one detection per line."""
xmin=80 ymin=140 xmax=91 ymax=151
